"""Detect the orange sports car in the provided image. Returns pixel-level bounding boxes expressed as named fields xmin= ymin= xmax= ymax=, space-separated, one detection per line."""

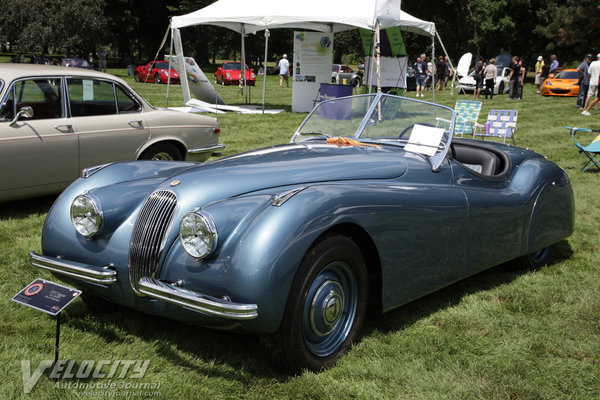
xmin=541 ymin=69 xmax=580 ymax=96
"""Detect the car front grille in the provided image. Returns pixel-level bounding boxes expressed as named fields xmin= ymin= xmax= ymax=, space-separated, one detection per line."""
xmin=129 ymin=190 xmax=178 ymax=293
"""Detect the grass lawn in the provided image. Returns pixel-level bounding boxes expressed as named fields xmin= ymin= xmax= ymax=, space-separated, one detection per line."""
xmin=1 ymin=69 xmax=599 ymax=399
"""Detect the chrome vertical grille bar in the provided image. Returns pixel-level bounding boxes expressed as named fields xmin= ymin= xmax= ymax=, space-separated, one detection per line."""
xmin=129 ymin=190 xmax=178 ymax=293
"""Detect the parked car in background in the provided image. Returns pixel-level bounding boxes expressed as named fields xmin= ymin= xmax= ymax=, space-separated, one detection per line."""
xmin=541 ymin=69 xmax=580 ymax=97
xmin=456 ymin=67 xmax=511 ymax=94
xmin=30 ymin=93 xmax=574 ymax=372
xmin=331 ymin=64 xmax=361 ymax=87
xmin=134 ymin=61 xmax=181 ymax=84
xmin=61 ymin=58 xmax=92 ymax=69
xmin=214 ymin=62 xmax=256 ymax=86
xmin=0 ymin=64 xmax=223 ymax=202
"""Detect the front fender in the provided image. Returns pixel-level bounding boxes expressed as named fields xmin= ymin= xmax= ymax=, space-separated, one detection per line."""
xmin=159 ymin=184 xmax=382 ymax=333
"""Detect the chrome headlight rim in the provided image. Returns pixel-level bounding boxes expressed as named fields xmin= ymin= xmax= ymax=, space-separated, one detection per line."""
xmin=70 ymin=193 xmax=103 ymax=238
xmin=179 ymin=209 xmax=218 ymax=260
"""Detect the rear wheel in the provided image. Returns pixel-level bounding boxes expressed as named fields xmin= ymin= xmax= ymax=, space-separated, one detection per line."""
xmin=139 ymin=142 xmax=183 ymax=161
xmin=498 ymin=81 xmax=505 ymax=94
xmin=264 ymin=234 xmax=368 ymax=372
xmin=514 ymin=244 xmax=556 ymax=269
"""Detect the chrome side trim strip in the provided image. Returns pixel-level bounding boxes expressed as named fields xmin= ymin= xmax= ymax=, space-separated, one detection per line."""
xmin=29 ymin=251 xmax=117 ymax=284
xmin=187 ymin=143 xmax=225 ymax=155
xmin=137 ymin=277 xmax=258 ymax=320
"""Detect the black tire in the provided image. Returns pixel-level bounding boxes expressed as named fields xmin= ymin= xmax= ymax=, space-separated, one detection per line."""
xmin=263 ymin=234 xmax=368 ymax=372
xmin=353 ymin=78 xmax=361 ymax=88
xmin=134 ymin=72 xmax=140 ymax=82
xmin=154 ymin=73 xmax=161 ymax=84
xmin=498 ymin=81 xmax=505 ymax=94
xmin=139 ymin=142 xmax=183 ymax=161
xmin=514 ymin=244 xmax=556 ymax=270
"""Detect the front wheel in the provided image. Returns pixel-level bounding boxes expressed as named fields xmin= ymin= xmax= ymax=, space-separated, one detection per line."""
xmin=154 ymin=74 xmax=161 ymax=84
xmin=139 ymin=142 xmax=183 ymax=161
xmin=513 ymin=244 xmax=556 ymax=270
xmin=498 ymin=81 xmax=505 ymax=94
xmin=264 ymin=234 xmax=368 ymax=372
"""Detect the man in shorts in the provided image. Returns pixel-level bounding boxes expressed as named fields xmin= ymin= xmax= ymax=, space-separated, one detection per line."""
xmin=414 ymin=54 xmax=429 ymax=98
xmin=535 ymin=56 xmax=544 ymax=94
xmin=582 ymin=53 xmax=600 ymax=115
xmin=278 ymin=54 xmax=290 ymax=88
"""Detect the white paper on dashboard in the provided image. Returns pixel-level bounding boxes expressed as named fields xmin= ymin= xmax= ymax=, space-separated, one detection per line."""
xmin=404 ymin=124 xmax=445 ymax=156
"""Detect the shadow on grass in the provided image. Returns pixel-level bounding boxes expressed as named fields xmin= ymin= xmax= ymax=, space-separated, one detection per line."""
xmin=0 ymin=194 xmax=57 ymax=220
xmin=62 ymin=240 xmax=572 ymax=381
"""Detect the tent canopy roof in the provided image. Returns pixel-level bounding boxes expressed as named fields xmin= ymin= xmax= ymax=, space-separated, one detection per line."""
xmin=171 ymin=0 xmax=435 ymax=36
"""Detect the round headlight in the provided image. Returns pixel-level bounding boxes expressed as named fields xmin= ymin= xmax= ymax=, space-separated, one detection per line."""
xmin=179 ymin=211 xmax=217 ymax=260
xmin=70 ymin=194 xmax=103 ymax=237
xmin=226 ymin=72 xmax=231 ymax=78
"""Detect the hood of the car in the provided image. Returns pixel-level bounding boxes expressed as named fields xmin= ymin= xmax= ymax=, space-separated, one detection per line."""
xmin=156 ymin=142 xmax=407 ymax=204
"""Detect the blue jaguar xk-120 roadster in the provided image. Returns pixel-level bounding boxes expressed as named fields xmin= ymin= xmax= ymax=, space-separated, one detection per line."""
xmin=30 ymin=93 xmax=574 ymax=371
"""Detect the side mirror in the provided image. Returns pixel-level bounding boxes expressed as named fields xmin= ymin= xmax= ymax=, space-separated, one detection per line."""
xmin=9 ymin=106 xmax=34 ymax=127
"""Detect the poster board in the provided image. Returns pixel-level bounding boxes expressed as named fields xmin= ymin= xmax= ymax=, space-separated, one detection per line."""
xmin=292 ymin=31 xmax=334 ymax=113
xmin=364 ymin=56 xmax=408 ymax=88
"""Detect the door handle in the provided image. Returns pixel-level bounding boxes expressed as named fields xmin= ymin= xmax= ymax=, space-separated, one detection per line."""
xmin=128 ymin=120 xmax=144 ymax=128
xmin=54 ymin=124 xmax=73 ymax=132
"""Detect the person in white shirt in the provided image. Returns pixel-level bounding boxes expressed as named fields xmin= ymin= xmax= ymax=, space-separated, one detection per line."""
xmin=582 ymin=53 xmax=600 ymax=115
xmin=278 ymin=54 xmax=290 ymax=88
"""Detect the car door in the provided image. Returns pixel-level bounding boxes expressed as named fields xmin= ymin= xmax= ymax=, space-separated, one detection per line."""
xmin=0 ymin=77 xmax=79 ymax=198
xmin=66 ymin=78 xmax=149 ymax=167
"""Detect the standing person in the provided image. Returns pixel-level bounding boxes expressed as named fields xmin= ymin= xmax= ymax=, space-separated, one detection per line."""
xmin=473 ymin=56 xmax=485 ymax=99
xmin=582 ymin=53 xmax=600 ymax=115
xmin=444 ymin=56 xmax=453 ymax=90
xmin=96 ymin=48 xmax=107 ymax=72
xmin=414 ymin=55 xmax=429 ymax=98
xmin=483 ymin=58 xmax=498 ymax=99
xmin=577 ymin=54 xmax=592 ymax=109
xmin=426 ymin=56 xmax=433 ymax=90
xmin=535 ymin=56 xmax=545 ymax=94
xmin=517 ymin=60 xmax=526 ymax=100
xmin=435 ymin=56 xmax=446 ymax=91
xmin=277 ymin=54 xmax=290 ymax=88
xmin=508 ymin=56 xmax=520 ymax=100
xmin=549 ymin=54 xmax=559 ymax=74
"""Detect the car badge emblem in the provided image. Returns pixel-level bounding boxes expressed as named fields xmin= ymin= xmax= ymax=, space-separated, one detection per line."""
xmin=170 ymin=180 xmax=181 ymax=187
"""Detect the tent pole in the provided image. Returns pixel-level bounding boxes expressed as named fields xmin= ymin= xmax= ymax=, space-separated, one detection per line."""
xmin=166 ymin=26 xmax=174 ymax=107
xmin=435 ymin=30 xmax=454 ymax=95
xmin=431 ymin=34 xmax=435 ymax=102
xmin=376 ymin=21 xmax=381 ymax=94
xmin=240 ymin=24 xmax=247 ymax=103
xmin=262 ymin=29 xmax=270 ymax=113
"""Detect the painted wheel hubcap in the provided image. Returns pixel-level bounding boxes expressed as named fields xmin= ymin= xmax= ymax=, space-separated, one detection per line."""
xmin=302 ymin=261 xmax=358 ymax=357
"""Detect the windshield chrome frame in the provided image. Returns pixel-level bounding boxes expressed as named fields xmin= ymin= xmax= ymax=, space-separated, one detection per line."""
xmin=291 ymin=92 xmax=456 ymax=172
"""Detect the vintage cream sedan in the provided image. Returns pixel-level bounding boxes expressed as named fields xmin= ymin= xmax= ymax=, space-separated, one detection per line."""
xmin=0 ymin=64 xmax=223 ymax=202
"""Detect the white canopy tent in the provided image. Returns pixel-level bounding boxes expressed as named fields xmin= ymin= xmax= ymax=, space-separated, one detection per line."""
xmin=170 ymin=0 xmax=437 ymax=111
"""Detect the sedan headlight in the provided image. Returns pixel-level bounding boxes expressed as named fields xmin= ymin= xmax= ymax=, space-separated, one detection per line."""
xmin=226 ymin=72 xmax=231 ymax=78
xmin=71 ymin=194 xmax=103 ymax=237
xmin=179 ymin=210 xmax=218 ymax=260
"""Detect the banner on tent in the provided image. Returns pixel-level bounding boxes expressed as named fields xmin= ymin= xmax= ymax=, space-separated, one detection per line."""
xmin=359 ymin=27 xmax=407 ymax=57
xmin=292 ymin=31 xmax=334 ymax=113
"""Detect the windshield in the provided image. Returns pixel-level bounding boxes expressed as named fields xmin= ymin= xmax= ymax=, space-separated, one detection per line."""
xmin=291 ymin=93 xmax=455 ymax=170
xmin=153 ymin=62 xmax=170 ymax=69
xmin=224 ymin=62 xmax=243 ymax=70
xmin=554 ymin=70 xmax=578 ymax=80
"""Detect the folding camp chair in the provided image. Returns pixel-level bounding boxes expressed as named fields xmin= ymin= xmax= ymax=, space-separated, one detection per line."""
xmin=436 ymin=100 xmax=481 ymax=137
xmin=565 ymin=126 xmax=600 ymax=172
xmin=473 ymin=109 xmax=518 ymax=145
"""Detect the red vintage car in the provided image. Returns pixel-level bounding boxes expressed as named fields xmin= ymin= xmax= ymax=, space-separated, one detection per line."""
xmin=214 ymin=62 xmax=256 ymax=86
xmin=134 ymin=61 xmax=180 ymax=84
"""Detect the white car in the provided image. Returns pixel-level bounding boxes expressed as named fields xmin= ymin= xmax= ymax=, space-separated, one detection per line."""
xmin=456 ymin=67 xmax=511 ymax=94
xmin=0 ymin=64 xmax=224 ymax=202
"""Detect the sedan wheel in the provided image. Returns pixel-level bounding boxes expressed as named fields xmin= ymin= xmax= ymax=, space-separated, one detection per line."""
xmin=139 ymin=143 xmax=183 ymax=161
xmin=264 ymin=234 xmax=368 ymax=372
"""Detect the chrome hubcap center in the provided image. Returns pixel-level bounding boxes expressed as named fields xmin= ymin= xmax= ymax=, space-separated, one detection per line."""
xmin=310 ymin=280 xmax=345 ymax=336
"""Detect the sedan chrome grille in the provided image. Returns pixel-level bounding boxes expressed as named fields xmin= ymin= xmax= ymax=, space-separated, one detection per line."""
xmin=129 ymin=190 xmax=177 ymax=293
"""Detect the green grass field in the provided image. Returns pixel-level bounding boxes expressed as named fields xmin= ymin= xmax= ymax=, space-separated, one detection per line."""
xmin=1 ymin=70 xmax=599 ymax=399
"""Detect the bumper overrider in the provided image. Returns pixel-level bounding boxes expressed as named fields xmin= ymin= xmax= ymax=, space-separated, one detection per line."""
xmin=29 ymin=251 xmax=258 ymax=320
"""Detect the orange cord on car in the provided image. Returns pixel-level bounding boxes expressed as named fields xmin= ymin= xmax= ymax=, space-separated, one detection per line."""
xmin=326 ymin=137 xmax=380 ymax=148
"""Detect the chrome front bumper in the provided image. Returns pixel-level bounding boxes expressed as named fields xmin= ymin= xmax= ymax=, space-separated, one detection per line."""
xmin=28 ymin=251 xmax=258 ymax=320
xmin=29 ymin=251 xmax=117 ymax=284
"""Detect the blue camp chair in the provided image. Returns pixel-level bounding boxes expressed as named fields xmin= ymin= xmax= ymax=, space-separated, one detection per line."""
xmin=473 ymin=109 xmax=518 ymax=144
xmin=436 ymin=100 xmax=482 ymax=137
xmin=565 ymin=126 xmax=600 ymax=172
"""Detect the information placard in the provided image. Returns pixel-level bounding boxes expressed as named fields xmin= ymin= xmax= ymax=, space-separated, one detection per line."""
xmin=12 ymin=279 xmax=81 ymax=316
